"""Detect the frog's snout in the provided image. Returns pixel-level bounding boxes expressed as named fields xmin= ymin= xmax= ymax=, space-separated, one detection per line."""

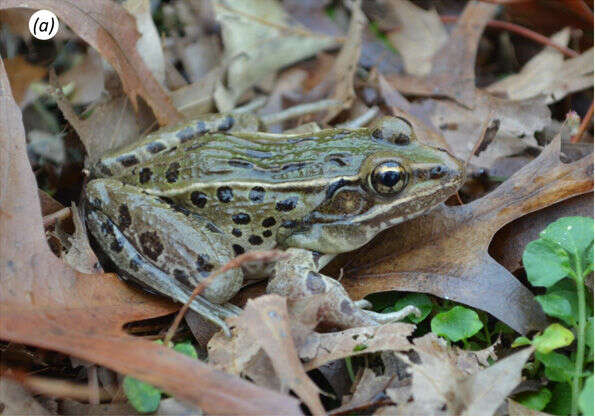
xmin=433 ymin=149 xmax=466 ymax=186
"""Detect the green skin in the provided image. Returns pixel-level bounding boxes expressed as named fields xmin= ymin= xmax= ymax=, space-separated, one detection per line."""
xmin=84 ymin=115 xmax=465 ymax=335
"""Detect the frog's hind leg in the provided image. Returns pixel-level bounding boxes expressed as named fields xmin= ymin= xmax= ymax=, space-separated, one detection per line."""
xmin=85 ymin=179 xmax=243 ymax=336
xmin=268 ymin=248 xmax=420 ymax=328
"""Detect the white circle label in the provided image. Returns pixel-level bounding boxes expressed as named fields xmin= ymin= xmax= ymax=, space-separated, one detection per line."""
xmin=29 ymin=10 xmax=59 ymax=40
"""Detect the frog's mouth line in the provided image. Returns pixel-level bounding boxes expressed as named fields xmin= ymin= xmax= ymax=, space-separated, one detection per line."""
xmin=351 ymin=180 xmax=463 ymax=226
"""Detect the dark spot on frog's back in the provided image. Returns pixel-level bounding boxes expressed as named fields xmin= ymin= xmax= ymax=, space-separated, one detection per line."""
xmin=232 ymin=244 xmax=245 ymax=256
xmin=139 ymin=167 xmax=152 ymax=184
xmin=117 ymin=154 xmax=139 ymax=167
xmin=176 ymin=126 xmax=195 ymax=142
xmin=217 ymin=115 xmax=235 ymax=131
xmin=146 ymin=141 xmax=166 ymax=154
xmin=232 ymin=213 xmax=250 ymax=224
xmin=248 ymin=235 xmax=263 ymax=245
xmin=129 ymin=255 xmax=142 ymax=272
xmin=276 ymin=196 xmax=298 ymax=212
xmin=139 ymin=231 xmax=164 ymax=261
xmin=232 ymin=228 xmax=242 ymax=237
xmin=263 ymin=230 xmax=272 ymax=238
xmin=306 ymin=271 xmax=326 ymax=294
xmin=249 ymin=186 xmax=265 ymax=202
xmin=118 ymin=204 xmax=132 ymax=229
xmin=165 ymin=162 xmax=180 ymax=183
xmin=262 ymin=217 xmax=276 ymax=227
xmin=217 ymin=186 xmax=233 ymax=203
xmin=190 ymin=191 xmax=207 ymax=208
xmin=340 ymin=299 xmax=354 ymax=315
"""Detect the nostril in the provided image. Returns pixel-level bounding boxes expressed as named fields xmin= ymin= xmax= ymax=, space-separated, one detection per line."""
xmin=430 ymin=166 xmax=446 ymax=178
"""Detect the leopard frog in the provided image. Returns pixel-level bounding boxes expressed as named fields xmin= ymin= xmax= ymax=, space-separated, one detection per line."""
xmin=84 ymin=115 xmax=465 ymax=335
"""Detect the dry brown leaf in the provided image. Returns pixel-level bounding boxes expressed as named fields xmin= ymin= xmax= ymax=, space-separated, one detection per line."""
xmin=301 ymin=322 xmax=414 ymax=371
xmin=490 ymin=193 xmax=593 ymax=273
xmin=171 ymin=65 xmax=223 ymax=118
xmin=4 ymin=56 xmax=47 ymax=106
xmin=409 ymin=92 xmax=551 ymax=164
xmin=1 ymin=0 xmax=181 ymax=126
xmin=0 ymin=378 xmax=52 ymax=416
xmin=486 ymin=29 xmax=594 ymax=104
xmin=388 ymin=1 xmax=497 ymax=108
xmin=398 ymin=334 xmax=534 ymax=416
xmin=213 ymin=0 xmax=338 ymax=111
xmin=386 ymin=0 xmax=447 ymax=76
xmin=326 ymin=130 xmax=593 ymax=334
xmin=238 ymin=295 xmax=325 ymax=415
xmin=330 ymin=368 xmax=392 ymax=415
xmin=123 ymin=0 xmax=166 ymax=86
xmin=323 ymin=0 xmax=366 ymax=122
xmin=0 ymin=58 xmax=300 ymax=416
xmin=58 ymin=50 xmax=105 ymax=105
xmin=60 ymin=397 xmax=200 ymax=415
xmin=61 ymin=203 xmax=101 ymax=274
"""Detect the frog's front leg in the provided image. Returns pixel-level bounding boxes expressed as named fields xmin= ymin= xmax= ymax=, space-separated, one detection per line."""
xmin=85 ymin=179 xmax=243 ymax=335
xmin=267 ymin=248 xmax=420 ymax=328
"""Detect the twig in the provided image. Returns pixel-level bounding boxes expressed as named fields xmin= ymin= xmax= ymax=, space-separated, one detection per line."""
xmin=439 ymin=16 xmax=579 ymax=58
xmin=571 ymin=101 xmax=594 ymax=143
xmin=42 ymin=207 xmax=71 ymax=228
xmin=336 ymin=106 xmax=380 ymax=128
xmin=163 ymin=250 xmax=287 ymax=344
xmin=260 ymin=99 xmax=342 ymax=126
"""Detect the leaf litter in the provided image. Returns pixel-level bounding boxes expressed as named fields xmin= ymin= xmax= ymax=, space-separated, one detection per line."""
xmin=0 ymin=0 xmax=593 ymax=414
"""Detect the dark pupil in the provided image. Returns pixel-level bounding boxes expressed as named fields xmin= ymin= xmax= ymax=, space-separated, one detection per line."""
xmin=380 ymin=170 xmax=401 ymax=187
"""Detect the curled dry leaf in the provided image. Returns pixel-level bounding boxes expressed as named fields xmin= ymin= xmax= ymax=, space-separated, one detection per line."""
xmin=58 ymin=49 xmax=105 ymax=105
xmin=487 ymin=29 xmax=594 ymax=105
xmin=323 ymin=0 xmax=366 ymax=122
xmin=237 ymin=295 xmax=325 ymax=415
xmin=398 ymin=334 xmax=534 ymax=416
xmin=327 ymin=130 xmax=593 ymax=334
xmin=0 ymin=58 xmax=300 ymax=416
xmin=301 ymin=323 xmax=414 ymax=371
xmin=388 ymin=1 xmax=498 ymax=108
xmin=0 ymin=0 xmax=181 ymax=126
xmin=213 ymin=0 xmax=338 ymax=111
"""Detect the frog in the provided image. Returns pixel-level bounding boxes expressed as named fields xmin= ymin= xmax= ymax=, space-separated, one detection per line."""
xmin=83 ymin=114 xmax=465 ymax=336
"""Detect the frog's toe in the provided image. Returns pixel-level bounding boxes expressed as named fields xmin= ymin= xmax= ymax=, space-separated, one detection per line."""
xmin=354 ymin=299 xmax=373 ymax=310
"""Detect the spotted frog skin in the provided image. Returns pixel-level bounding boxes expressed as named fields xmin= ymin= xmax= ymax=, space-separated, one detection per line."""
xmin=84 ymin=114 xmax=465 ymax=335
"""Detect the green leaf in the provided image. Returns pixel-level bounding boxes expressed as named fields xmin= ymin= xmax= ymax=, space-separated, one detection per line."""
xmin=541 ymin=217 xmax=594 ymax=259
xmin=123 ymin=376 xmax=162 ymax=413
xmin=393 ymin=293 xmax=433 ymax=323
xmin=532 ymin=323 xmax=575 ymax=354
xmin=535 ymin=351 xmax=574 ymax=383
xmin=523 ymin=239 xmax=570 ymax=287
xmin=579 ymin=375 xmax=594 ymax=416
xmin=535 ymin=294 xmax=575 ymax=326
xmin=515 ymin=387 xmax=552 ymax=411
xmin=173 ymin=341 xmax=197 ymax=359
xmin=431 ymin=306 xmax=483 ymax=342
xmin=511 ymin=336 xmax=531 ymax=348
xmin=545 ymin=382 xmax=572 ymax=415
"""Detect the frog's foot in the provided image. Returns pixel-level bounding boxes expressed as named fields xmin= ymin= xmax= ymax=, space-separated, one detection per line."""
xmin=268 ymin=248 xmax=418 ymax=328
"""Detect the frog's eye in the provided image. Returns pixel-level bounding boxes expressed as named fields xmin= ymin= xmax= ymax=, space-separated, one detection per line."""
xmin=371 ymin=117 xmax=413 ymax=145
xmin=370 ymin=161 xmax=408 ymax=194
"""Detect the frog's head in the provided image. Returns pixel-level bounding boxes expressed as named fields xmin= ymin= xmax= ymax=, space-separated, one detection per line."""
xmin=283 ymin=116 xmax=465 ymax=254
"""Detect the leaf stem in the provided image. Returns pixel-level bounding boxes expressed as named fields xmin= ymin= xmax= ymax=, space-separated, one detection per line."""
xmin=571 ymin=254 xmax=586 ymax=416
